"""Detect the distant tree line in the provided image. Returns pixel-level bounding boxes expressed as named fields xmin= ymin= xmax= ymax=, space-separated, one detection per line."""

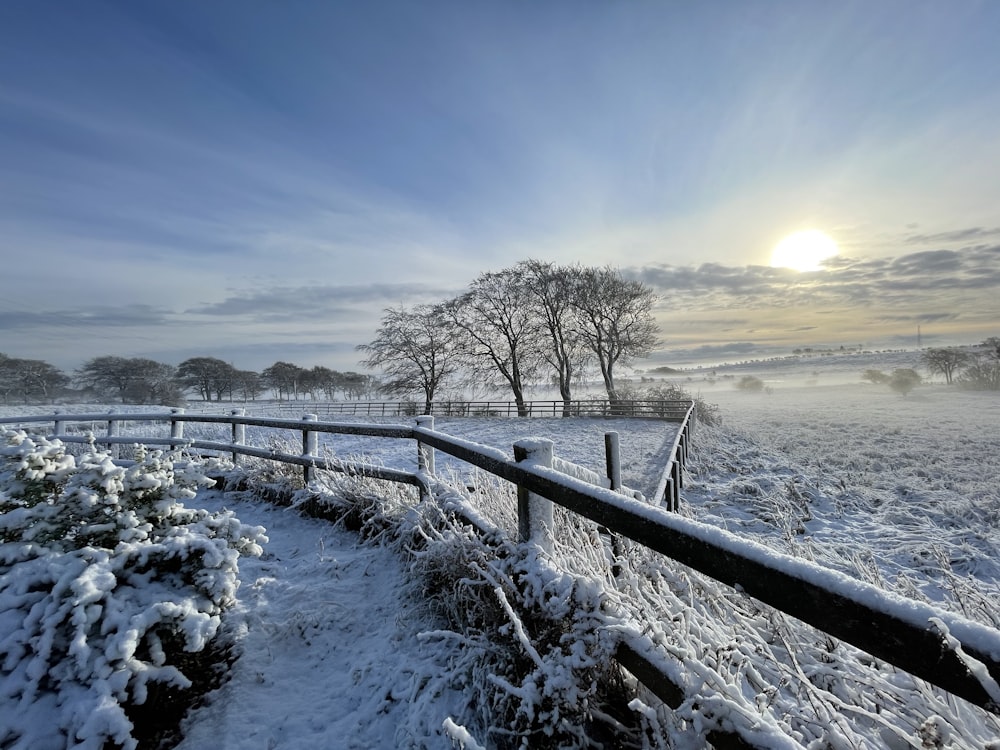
xmin=0 ymin=353 xmax=377 ymax=406
xmin=921 ymin=338 xmax=1000 ymax=389
xmin=358 ymin=260 xmax=660 ymax=416
xmin=858 ymin=337 xmax=1000 ymax=395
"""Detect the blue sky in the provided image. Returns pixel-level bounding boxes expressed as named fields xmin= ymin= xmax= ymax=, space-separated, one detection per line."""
xmin=2 ymin=0 xmax=998 ymax=374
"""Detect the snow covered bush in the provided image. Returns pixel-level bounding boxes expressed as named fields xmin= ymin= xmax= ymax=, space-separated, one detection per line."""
xmin=0 ymin=430 xmax=266 ymax=750
xmin=619 ymin=381 xmax=722 ymax=426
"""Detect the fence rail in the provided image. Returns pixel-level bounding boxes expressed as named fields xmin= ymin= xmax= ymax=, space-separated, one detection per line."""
xmin=3 ymin=407 xmax=999 ymax=746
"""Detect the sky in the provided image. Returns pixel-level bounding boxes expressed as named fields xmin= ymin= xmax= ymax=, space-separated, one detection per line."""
xmin=2 ymin=0 xmax=999 ymax=375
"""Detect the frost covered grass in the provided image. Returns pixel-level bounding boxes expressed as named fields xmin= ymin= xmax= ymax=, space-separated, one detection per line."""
xmin=214 ymin=421 xmax=1000 ymax=748
xmin=0 ymin=431 xmax=266 ymax=750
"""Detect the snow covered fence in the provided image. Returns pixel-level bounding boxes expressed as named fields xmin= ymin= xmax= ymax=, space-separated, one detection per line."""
xmin=4 ymin=408 xmax=999 ymax=720
xmin=272 ymin=398 xmax=696 ymax=420
xmin=4 ymin=410 xmax=427 ymax=491
xmin=411 ymin=426 xmax=1000 ymax=717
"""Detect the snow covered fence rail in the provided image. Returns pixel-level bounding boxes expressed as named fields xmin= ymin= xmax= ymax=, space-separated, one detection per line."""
xmin=4 ymin=409 xmax=1000 ymax=724
xmin=649 ymin=402 xmax=694 ymax=512
xmin=0 ymin=410 xmax=426 ymax=491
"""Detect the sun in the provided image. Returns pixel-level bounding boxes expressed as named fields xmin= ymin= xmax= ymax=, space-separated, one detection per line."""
xmin=770 ymin=230 xmax=839 ymax=272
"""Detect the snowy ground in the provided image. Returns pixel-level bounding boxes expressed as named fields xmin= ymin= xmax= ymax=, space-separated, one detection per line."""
xmin=173 ymin=492 xmax=471 ymax=750
xmin=3 ymin=357 xmax=999 ymax=747
xmin=686 ymin=380 xmax=1000 ymax=614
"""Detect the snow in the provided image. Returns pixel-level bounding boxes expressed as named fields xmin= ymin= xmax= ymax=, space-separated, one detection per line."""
xmin=173 ymin=492 xmax=471 ymax=749
xmin=3 ymin=362 xmax=1000 ymax=747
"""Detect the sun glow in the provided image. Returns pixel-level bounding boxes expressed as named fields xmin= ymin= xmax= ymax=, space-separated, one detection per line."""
xmin=770 ymin=230 xmax=839 ymax=272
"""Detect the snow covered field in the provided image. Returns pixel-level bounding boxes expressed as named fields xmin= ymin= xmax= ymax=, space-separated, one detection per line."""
xmin=689 ymin=380 xmax=1000 ymax=614
xmin=2 ymin=356 xmax=999 ymax=747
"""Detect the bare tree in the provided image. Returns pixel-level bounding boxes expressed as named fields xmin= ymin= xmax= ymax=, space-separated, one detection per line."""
xmin=338 ymin=371 xmax=376 ymax=400
xmin=0 ymin=355 xmax=69 ymax=404
xmin=233 ymin=370 xmax=264 ymax=402
xmin=921 ymin=347 xmax=970 ymax=385
xmin=76 ymin=356 xmax=178 ymax=404
xmin=440 ymin=268 xmax=545 ymax=416
xmin=862 ymin=369 xmax=889 ymax=384
xmin=358 ymin=305 xmax=458 ymax=413
xmin=569 ymin=267 xmax=660 ymax=405
xmin=177 ymin=357 xmax=238 ymax=401
xmin=302 ymin=366 xmax=339 ymax=400
xmin=980 ymin=336 xmax=1000 ymax=363
xmin=517 ymin=261 xmax=590 ymax=416
xmin=262 ymin=361 xmax=305 ymax=400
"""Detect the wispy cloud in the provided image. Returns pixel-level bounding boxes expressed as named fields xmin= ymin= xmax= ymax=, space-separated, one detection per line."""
xmin=188 ymin=283 xmax=459 ymax=322
xmin=630 ymin=244 xmax=1000 ymax=361
xmin=3 ymin=3 xmax=1000 ymax=371
xmin=905 ymin=227 xmax=1000 ymax=245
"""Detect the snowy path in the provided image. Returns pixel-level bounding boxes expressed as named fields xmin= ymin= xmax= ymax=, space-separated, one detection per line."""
xmin=176 ymin=491 xmax=465 ymax=750
xmin=173 ymin=419 xmax=678 ymax=748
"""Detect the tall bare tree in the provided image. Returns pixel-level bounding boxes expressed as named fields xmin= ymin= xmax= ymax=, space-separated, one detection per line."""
xmin=338 ymin=371 xmax=376 ymax=400
xmin=517 ymin=261 xmax=589 ymax=416
xmin=358 ymin=305 xmax=458 ymax=413
xmin=440 ymin=268 xmax=545 ymax=416
xmin=569 ymin=267 xmax=659 ymax=405
xmin=958 ymin=337 xmax=1000 ymax=390
xmin=302 ymin=366 xmax=339 ymax=400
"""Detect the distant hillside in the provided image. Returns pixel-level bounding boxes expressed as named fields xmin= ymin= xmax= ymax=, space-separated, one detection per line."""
xmin=645 ymin=365 xmax=683 ymax=375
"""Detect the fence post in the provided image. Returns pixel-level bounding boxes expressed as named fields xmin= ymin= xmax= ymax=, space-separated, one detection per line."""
xmin=302 ymin=413 xmax=318 ymax=484
xmin=414 ymin=415 xmax=435 ymax=474
xmin=604 ymin=432 xmax=622 ymax=491
xmin=53 ymin=410 xmax=63 ymax=440
xmin=514 ymin=438 xmax=554 ymax=554
xmin=231 ymin=408 xmax=245 ymax=466
xmin=106 ymin=411 xmax=120 ymax=460
xmin=603 ymin=431 xmax=625 ymax=577
xmin=415 ymin=415 xmax=435 ymax=501
xmin=665 ymin=462 xmax=680 ymax=512
xmin=170 ymin=408 xmax=185 ymax=443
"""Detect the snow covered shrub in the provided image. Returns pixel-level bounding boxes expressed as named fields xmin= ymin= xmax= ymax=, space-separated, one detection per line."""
xmin=0 ymin=430 xmax=266 ymax=750
xmin=396 ymin=484 xmax=637 ymax=749
xmin=621 ymin=382 xmax=721 ymax=426
xmin=735 ymin=375 xmax=765 ymax=392
xmin=888 ymin=367 xmax=922 ymax=396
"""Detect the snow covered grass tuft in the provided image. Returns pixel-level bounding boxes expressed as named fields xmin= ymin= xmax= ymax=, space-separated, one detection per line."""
xmin=0 ymin=430 xmax=266 ymax=750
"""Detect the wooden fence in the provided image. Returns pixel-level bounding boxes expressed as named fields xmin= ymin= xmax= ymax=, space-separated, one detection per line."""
xmin=2 ymin=408 xmax=999 ymax=747
xmin=270 ymin=398 xmax=696 ymax=420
